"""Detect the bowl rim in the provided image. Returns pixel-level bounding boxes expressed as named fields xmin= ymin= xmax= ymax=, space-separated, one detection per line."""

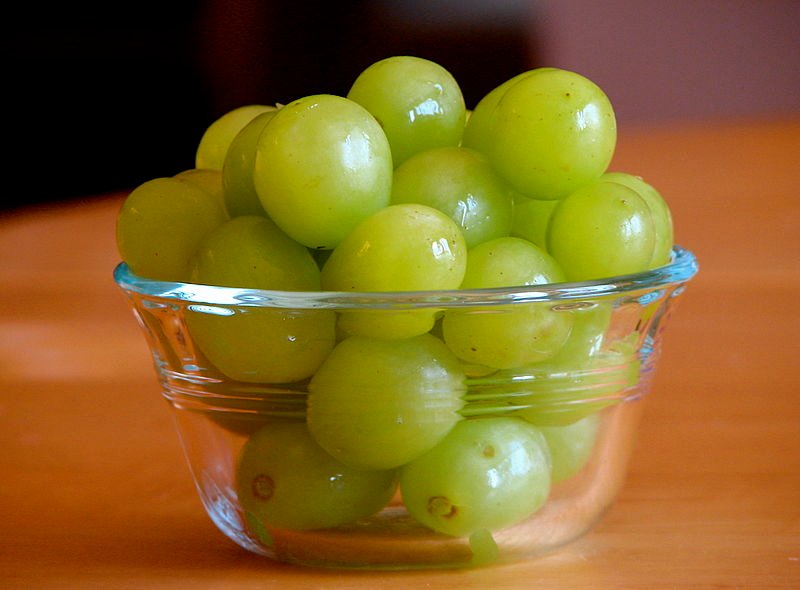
xmin=113 ymin=245 xmax=698 ymax=309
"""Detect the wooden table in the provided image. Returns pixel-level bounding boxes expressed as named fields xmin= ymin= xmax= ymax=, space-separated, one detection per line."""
xmin=1 ymin=117 xmax=798 ymax=588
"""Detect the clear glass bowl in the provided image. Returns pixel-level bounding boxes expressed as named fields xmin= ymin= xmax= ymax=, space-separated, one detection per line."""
xmin=113 ymin=246 xmax=698 ymax=570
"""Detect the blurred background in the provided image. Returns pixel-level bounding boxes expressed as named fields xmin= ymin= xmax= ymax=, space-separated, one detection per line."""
xmin=4 ymin=0 xmax=799 ymax=212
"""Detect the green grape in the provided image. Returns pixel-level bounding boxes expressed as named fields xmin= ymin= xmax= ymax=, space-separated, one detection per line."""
xmin=462 ymin=69 xmax=539 ymax=154
xmin=195 ymin=104 xmax=276 ymax=170
xmin=546 ymin=301 xmax=613 ymax=364
xmin=484 ymin=68 xmax=617 ymax=200
xmin=222 ymin=109 xmax=278 ymax=217
xmin=442 ymin=237 xmax=573 ymax=369
xmin=307 ymin=334 xmax=466 ymax=470
xmin=459 ymin=236 xmax=564 ymax=289
xmin=464 ymin=301 xmax=611 ymax=425
xmin=548 ymin=180 xmax=656 ymax=281
xmin=601 ymin=172 xmax=674 ymax=268
xmin=116 ymin=176 xmax=228 ymax=282
xmin=190 ymin=216 xmax=319 ymax=291
xmin=391 ymin=146 xmax=513 ymax=248
xmin=185 ymin=315 xmax=330 ymax=385
xmin=515 ymin=346 xmax=641 ymax=427
xmin=539 ymin=414 xmax=599 ymax=483
xmin=511 ymin=193 xmax=560 ymax=252
xmin=400 ymin=417 xmax=551 ymax=536
xmin=347 ymin=56 xmax=466 ymax=166
xmin=237 ymin=421 xmax=398 ymax=531
xmin=253 ymin=94 xmax=392 ymax=249
xmin=321 ymin=204 xmax=467 ymax=339
xmin=174 ymin=168 xmax=227 ymax=215
xmin=337 ymin=310 xmax=437 ymax=341
xmin=321 ymin=204 xmax=466 ymax=291
xmin=186 ymin=216 xmax=336 ymax=383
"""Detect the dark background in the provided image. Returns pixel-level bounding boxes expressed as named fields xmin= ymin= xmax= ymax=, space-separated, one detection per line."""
xmin=4 ymin=0 xmax=799 ymax=212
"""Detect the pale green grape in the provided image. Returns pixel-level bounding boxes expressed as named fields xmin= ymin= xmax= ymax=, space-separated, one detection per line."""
xmin=547 ymin=180 xmax=656 ymax=281
xmin=465 ymin=301 xmax=613 ymax=426
xmin=190 ymin=216 xmax=319 ymax=291
xmin=511 ymin=193 xmax=560 ymax=252
xmin=546 ymin=301 xmax=613 ymax=365
xmin=400 ymin=417 xmax=551 ymax=536
xmin=485 ymin=68 xmax=617 ymax=200
xmin=321 ymin=204 xmax=466 ymax=291
xmin=174 ymin=168 xmax=227 ymax=215
xmin=222 ymin=109 xmax=278 ymax=217
xmin=321 ymin=204 xmax=467 ymax=339
xmin=459 ymin=236 xmax=564 ymax=289
xmin=462 ymin=69 xmax=539 ymax=154
xmin=253 ymin=94 xmax=392 ymax=249
xmin=601 ymin=172 xmax=674 ymax=268
xmin=459 ymin=301 xmax=610 ymax=424
xmin=540 ymin=414 xmax=599 ymax=483
xmin=195 ymin=104 xmax=276 ymax=170
xmin=347 ymin=56 xmax=466 ymax=166
xmin=186 ymin=216 xmax=336 ymax=383
xmin=237 ymin=421 xmax=398 ymax=530
xmin=515 ymin=345 xmax=640 ymax=427
xmin=337 ymin=310 xmax=437 ymax=341
xmin=307 ymin=334 xmax=465 ymax=470
xmin=116 ymin=176 xmax=228 ymax=282
xmin=442 ymin=237 xmax=572 ymax=369
xmin=391 ymin=146 xmax=513 ymax=248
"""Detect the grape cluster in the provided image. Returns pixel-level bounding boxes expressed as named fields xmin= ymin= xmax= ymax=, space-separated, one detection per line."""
xmin=116 ymin=56 xmax=673 ymax=540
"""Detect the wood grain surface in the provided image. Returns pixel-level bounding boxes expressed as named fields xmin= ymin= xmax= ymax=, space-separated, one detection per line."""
xmin=1 ymin=116 xmax=798 ymax=588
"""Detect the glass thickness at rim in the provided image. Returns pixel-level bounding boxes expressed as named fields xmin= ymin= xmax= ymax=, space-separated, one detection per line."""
xmin=113 ymin=245 xmax=698 ymax=310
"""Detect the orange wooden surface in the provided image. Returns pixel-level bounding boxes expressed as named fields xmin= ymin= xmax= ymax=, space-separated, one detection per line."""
xmin=1 ymin=116 xmax=798 ymax=588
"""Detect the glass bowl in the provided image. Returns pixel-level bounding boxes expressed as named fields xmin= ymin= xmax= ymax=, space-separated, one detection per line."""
xmin=113 ymin=246 xmax=697 ymax=570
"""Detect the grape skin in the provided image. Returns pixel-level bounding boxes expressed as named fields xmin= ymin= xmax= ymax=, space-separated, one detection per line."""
xmin=548 ymin=180 xmax=657 ymax=281
xmin=462 ymin=69 xmax=540 ymax=155
xmin=511 ymin=193 xmax=560 ymax=252
xmin=483 ymin=68 xmax=617 ymax=200
xmin=222 ymin=109 xmax=278 ymax=218
xmin=442 ymin=237 xmax=573 ymax=369
xmin=186 ymin=216 xmax=336 ymax=383
xmin=400 ymin=417 xmax=551 ymax=537
xmin=515 ymin=346 xmax=641 ymax=427
xmin=321 ymin=203 xmax=467 ymax=339
xmin=307 ymin=334 xmax=466 ymax=470
xmin=540 ymin=414 xmax=600 ymax=483
xmin=195 ymin=104 xmax=276 ymax=170
xmin=391 ymin=146 xmax=514 ymax=248
xmin=115 ymin=176 xmax=228 ymax=282
xmin=601 ymin=172 xmax=674 ymax=268
xmin=237 ymin=421 xmax=398 ymax=531
xmin=348 ymin=56 xmax=466 ymax=166
xmin=321 ymin=203 xmax=467 ymax=292
xmin=174 ymin=168 xmax=228 ymax=216
xmin=253 ymin=94 xmax=393 ymax=250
